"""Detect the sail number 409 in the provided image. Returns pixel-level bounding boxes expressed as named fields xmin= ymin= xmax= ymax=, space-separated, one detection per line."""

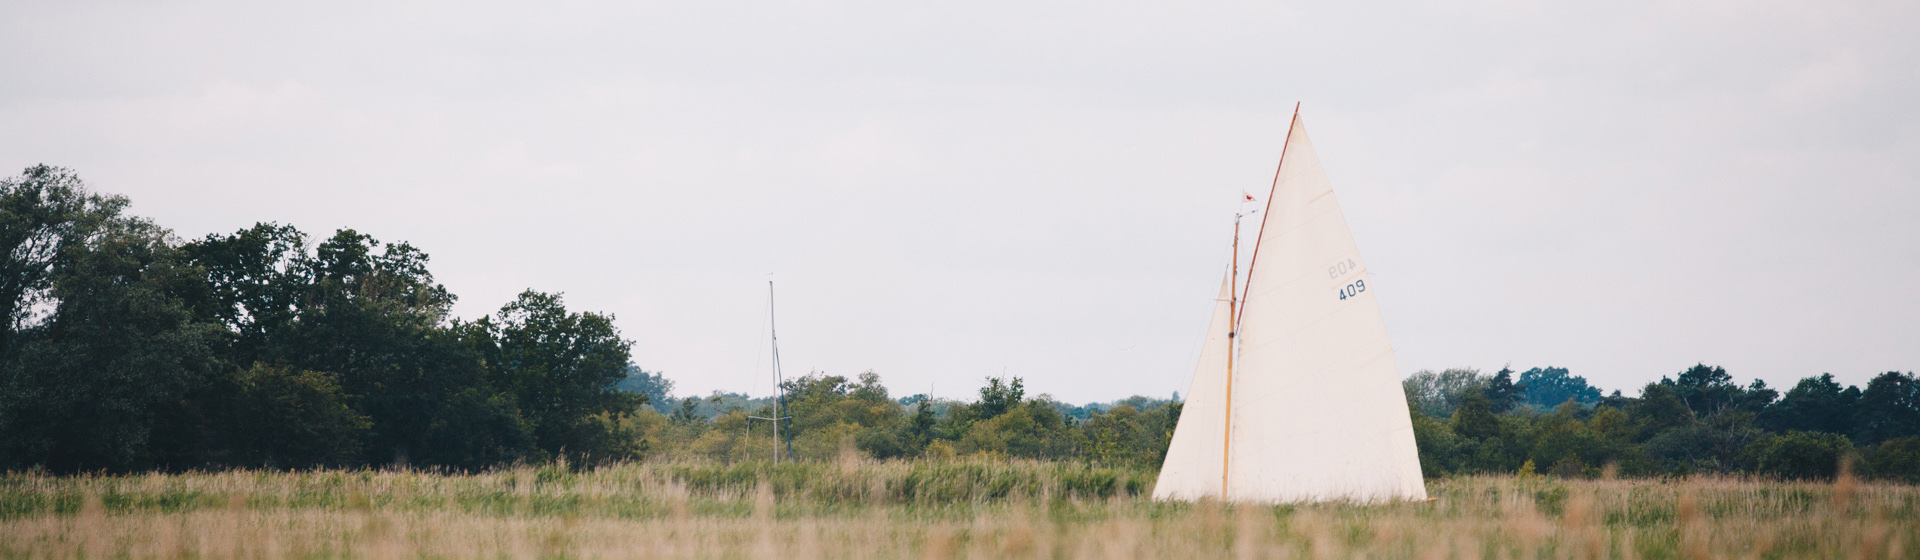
xmin=1337 ymin=279 xmax=1367 ymax=300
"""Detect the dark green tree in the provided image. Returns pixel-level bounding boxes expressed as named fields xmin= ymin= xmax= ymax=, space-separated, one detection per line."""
xmin=1643 ymin=409 xmax=1764 ymax=474
xmin=1743 ymin=431 xmax=1853 ymax=480
xmin=1518 ymin=366 xmax=1601 ymax=409
xmin=866 ymin=397 xmax=937 ymax=459
xmin=1451 ymin=390 xmax=1536 ymax=473
xmin=1863 ymin=436 xmax=1920 ymax=483
xmin=227 ymin=364 xmax=369 ymax=468
xmin=178 ymin=223 xmax=307 ymax=366
xmin=1451 ymin=391 xmax=1502 ymax=440
xmin=417 ymin=387 xmax=537 ymax=468
xmin=0 ymin=166 xmax=125 ymax=351
xmin=1631 ymin=382 xmax=1696 ymax=440
xmin=1737 ymin=379 xmax=1780 ymax=413
xmin=0 ymin=167 xmax=222 ymax=471
xmin=1757 ymin=374 xmax=1858 ymax=435
xmin=1529 ymin=403 xmax=1607 ymax=477
xmin=1409 ymin=412 xmax=1464 ymax=476
xmin=472 ymin=290 xmax=638 ymax=461
xmin=1665 ymin=364 xmax=1769 ymax=416
xmin=1483 ymin=366 xmax=1525 ymax=414
xmin=231 ymin=228 xmax=530 ymax=468
xmin=976 ymin=377 xmax=1025 ymax=419
xmin=1853 ymin=371 xmax=1920 ymax=445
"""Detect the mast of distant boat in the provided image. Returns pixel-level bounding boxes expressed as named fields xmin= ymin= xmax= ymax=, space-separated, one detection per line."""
xmin=750 ymin=280 xmax=793 ymax=463
xmin=771 ymin=281 xmax=792 ymax=461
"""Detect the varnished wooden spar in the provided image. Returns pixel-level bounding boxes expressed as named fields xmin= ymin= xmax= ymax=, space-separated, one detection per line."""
xmin=1222 ymin=214 xmax=1238 ymax=498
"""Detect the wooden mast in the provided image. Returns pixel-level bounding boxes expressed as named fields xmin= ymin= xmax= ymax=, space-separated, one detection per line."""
xmin=1222 ymin=214 xmax=1240 ymax=498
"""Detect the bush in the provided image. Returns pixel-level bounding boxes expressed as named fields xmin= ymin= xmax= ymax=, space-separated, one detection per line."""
xmin=230 ymin=364 xmax=369 ymax=468
xmin=1863 ymin=436 xmax=1920 ymax=483
xmin=924 ymin=440 xmax=957 ymax=461
xmin=1548 ymin=453 xmax=1589 ymax=478
xmin=1744 ymin=431 xmax=1854 ymax=480
xmin=1409 ymin=413 xmax=1462 ymax=476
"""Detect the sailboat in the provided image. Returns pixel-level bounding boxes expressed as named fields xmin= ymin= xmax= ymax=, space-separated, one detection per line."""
xmin=1153 ymin=105 xmax=1427 ymax=504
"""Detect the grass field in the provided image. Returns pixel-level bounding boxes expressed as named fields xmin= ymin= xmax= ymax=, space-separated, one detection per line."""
xmin=2 ymin=459 xmax=1914 ymax=559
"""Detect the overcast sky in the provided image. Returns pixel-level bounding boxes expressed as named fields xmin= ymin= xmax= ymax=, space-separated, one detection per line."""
xmin=3 ymin=0 xmax=1915 ymax=403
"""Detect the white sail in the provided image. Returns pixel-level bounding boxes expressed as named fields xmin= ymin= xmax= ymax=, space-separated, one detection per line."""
xmin=1155 ymin=109 xmax=1426 ymax=504
xmin=1151 ymin=269 xmax=1235 ymax=500
xmin=1227 ymin=111 xmax=1426 ymax=503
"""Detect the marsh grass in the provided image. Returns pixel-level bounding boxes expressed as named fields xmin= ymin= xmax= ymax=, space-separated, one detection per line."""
xmin=2 ymin=460 xmax=1914 ymax=559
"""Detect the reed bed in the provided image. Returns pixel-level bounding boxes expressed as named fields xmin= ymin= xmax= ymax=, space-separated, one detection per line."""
xmin=2 ymin=459 xmax=1914 ymax=559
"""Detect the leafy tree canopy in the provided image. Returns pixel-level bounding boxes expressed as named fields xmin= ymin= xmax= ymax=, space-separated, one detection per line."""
xmin=1518 ymin=367 xmax=1601 ymax=409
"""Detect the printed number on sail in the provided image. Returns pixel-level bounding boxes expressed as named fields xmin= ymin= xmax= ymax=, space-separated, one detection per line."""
xmin=1337 ymin=279 xmax=1367 ymax=301
xmin=1327 ymin=258 xmax=1358 ymax=280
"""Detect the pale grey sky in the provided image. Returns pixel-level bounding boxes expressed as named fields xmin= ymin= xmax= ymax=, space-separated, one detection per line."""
xmin=4 ymin=0 xmax=1916 ymax=402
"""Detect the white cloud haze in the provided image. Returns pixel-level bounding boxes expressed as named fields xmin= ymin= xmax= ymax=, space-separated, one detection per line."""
xmin=3 ymin=0 xmax=1916 ymax=402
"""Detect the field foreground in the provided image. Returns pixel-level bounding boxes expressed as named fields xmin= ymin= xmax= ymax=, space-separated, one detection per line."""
xmin=2 ymin=460 xmax=1915 ymax=559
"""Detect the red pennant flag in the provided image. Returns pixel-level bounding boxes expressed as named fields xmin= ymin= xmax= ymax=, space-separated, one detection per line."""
xmin=1243 ymin=192 xmax=1256 ymax=202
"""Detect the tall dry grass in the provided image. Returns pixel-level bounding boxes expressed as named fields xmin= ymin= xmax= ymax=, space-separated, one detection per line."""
xmin=2 ymin=459 xmax=1914 ymax=559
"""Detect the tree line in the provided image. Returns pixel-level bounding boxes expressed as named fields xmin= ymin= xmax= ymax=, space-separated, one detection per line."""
xmin=613 ymin=363 xmax=1920 ymax=483
xmin=1403 ymin=364 xmax=1920 ymax=481
xmin=0 ymin=166 xmax=641 ymax=472
xmin=616 ymin=373 xmax=1181 ymax=468
xmin=2 ymin=165 xmax=1913 ymax=481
